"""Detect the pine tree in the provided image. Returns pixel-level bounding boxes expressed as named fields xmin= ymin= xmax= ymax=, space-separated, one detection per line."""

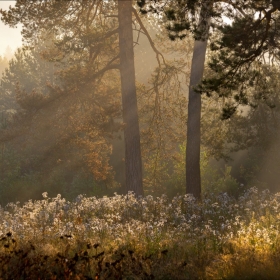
xmin=1 ymin=0 xmax=145 ymax=195
xmin=138 ymin=0 xmax=280 ymax=198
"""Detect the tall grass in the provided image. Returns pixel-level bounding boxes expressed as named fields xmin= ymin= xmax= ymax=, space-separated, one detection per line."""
xmin=1 ymin=187 xmax=280 ymax=279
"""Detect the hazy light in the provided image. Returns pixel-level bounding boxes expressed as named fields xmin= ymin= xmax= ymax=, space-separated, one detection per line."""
xmin=0 ymin=1 xmax=22 ymax=57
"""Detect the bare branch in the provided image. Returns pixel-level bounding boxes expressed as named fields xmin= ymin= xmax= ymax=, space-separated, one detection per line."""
xmin=132 ymin=7 xmax=166 ymax=66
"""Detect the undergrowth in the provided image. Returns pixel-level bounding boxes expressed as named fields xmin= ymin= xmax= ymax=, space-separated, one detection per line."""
xmin=1 ymin=187 xmax=280 ymax=279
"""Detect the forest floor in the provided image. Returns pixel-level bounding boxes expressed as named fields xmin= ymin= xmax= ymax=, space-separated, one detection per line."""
xmin=1 ymin=188 xmax=280 ymax=279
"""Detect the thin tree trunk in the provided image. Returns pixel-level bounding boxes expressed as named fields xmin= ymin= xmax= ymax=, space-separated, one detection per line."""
xmin=118 ymin=0 xmax=143 ymax=196
xmin=186 ymin=2 xmax=212 ymax=199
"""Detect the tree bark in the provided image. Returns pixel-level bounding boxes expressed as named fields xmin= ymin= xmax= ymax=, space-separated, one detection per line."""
xmin=118 ymin=0 xmax=144 ymax=196
xmin=186 ymin=2 xmax=212 ymax=199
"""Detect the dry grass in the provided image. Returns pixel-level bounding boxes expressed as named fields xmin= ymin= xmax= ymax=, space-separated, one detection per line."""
xmin=1 ymin=188 xmax=280 ymax=279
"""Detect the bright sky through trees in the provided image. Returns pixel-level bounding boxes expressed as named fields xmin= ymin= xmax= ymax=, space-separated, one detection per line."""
xmin=0 ymin=1 xmax=22 ymax=56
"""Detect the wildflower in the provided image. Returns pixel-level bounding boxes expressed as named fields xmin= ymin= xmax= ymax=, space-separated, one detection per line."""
xmin=42 ymin=192 xmax=48 ymax=199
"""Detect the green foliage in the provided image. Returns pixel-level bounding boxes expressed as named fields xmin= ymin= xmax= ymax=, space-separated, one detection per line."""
xmin=200 ymin=8 xmax=280 ymax=116
xmin=137 ymin=0 xmax=204 ymax=40
xmin=0 ymin=143 xmax=118 ymax=205
xmin=164 ymin=143 xmax=242 ymax=197
xmin=138 ymin=1 xmax=280 ymax=119
xmin=201 ymin=152 xmax=239 ymax=197
xmin=203 ymin=164 xmax=241 ymax=197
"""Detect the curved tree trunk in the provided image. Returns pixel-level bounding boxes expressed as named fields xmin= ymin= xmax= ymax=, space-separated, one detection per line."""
xmin=186 ymin=2 xmax=212 ymax=199
xmin=118 ymin=0 xmax=143 ymax=196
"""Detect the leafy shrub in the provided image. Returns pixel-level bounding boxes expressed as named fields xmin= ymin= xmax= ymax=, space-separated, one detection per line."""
xmin=164 ymin=144 xmax=242 ymax=197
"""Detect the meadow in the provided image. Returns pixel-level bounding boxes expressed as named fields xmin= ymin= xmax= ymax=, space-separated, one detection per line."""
xmin=1 ymin=187 xmax=280 ymax=279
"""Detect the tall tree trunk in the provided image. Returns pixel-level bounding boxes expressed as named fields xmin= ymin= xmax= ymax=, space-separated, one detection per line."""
xmin=118 ymin=0 xmax=143 ymax=196
xmin=186 ymin=2 xmax=212 ymax=199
